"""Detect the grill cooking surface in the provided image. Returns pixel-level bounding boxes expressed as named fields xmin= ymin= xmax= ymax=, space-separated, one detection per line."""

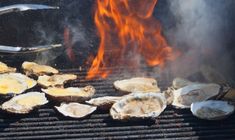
xmin=0 ymin=68 xmax=235 ymax=140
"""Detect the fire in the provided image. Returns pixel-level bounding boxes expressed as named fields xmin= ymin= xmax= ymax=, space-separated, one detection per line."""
xmin=86 ymin=0 xmax=175 ymax=79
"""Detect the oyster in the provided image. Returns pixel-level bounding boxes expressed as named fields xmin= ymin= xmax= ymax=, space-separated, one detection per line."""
xmin=37 ymin=74 xmax=77 ymax=88
xmin=0 ymin=61 xmax=16 ymax=73
xmin=86 ymin=96 xmax=122 ymax=110
xmin=110 ymin=92 xmax=167 ymax=120
xmin=22 ymin=61 xmax=59 ymax=76
xmin=172 ymin=77 xmax=193 ymax=89
xmin=171 ymin=83 xmax=221 ymax=108
xmin=8 ymin=73 xmax=37 ymax=89
xmin=42 ymin=86 xmax=95 ymax=102
xmin=191 ymin=100 xmax=234 ymax=120
xmin=55 ymin=102 xmax=96 ymax=118
xmin=113 ymin=77 xmax=160 ymax=94
xmin=1 ymin=92 xmax=48 ymax=114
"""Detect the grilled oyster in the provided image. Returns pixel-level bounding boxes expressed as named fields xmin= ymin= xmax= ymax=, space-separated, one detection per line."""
xmin=55 ymin=102 xmax=96 ymax=118
xmin=0 ymin=61 xmax=16 ymax=73
xmin=113 ymin=77 xmax=160 ymax=94
xmin=37 ymin=74 xmax=77 ymax=88
xmin=42 ymin=86 xmax=95 ymax=102
xmin=8 ymin=73 xmax=37 ymax=89
xmin=172 ymin=77 xmax=193 ymax=89
xmin=22 ymin=61 xmax=59 ymax=76
xmin=1 ymin=92 xmax=48 ymax=114
xmin=171 ymin=83 xmax=221 ymax=108
xmin=191 ymin=100 xmax=234 ymax=120
xmin=86 ymin=96 xmax=122 ymax=110
xmin=0 ymin=74 xmax=28 ymax=95
xmin=110 ymin=92 xmax=167 ymax=120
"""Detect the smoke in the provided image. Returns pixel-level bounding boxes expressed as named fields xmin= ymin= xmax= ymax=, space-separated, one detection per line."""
xmin=166 ymin=0 xmax=235 ymax=84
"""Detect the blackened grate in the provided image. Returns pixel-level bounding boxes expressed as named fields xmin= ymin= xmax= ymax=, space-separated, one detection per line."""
xmin=0 ymin=67 xmax=235 ymax=140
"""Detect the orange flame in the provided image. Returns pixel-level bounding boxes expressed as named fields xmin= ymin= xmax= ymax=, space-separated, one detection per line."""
xmin=86 ymin=0 xmax=175 ymax=79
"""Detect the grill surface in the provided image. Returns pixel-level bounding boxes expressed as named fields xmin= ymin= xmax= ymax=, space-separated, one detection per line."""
xmin=0 ymin=67 xmax=235 ymax=140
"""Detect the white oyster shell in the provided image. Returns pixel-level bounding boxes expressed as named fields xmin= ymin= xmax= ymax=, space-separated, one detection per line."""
xmin=110 ymin=92 xmax=167 ymax=120
xmin=171 ymin=83 xmax=221 ymax=108
xmin=86 ymin=96 xmax=122 ymax=110
xmin=172 ymin=77 xmax=194 ymax=89
xmin=1 ymin=92 xmax=48 ymax=114
xmin=191 ymin=100 xmax=234 ymax=120
xmin=8 ymin=73 xmax=37 ymax=89
xmin=55 ymin=103 xmax=96 ymax=118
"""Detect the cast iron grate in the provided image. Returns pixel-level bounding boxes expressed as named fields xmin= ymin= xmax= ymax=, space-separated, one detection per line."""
xmin=0 ymin=67 xmax=234 ymax=140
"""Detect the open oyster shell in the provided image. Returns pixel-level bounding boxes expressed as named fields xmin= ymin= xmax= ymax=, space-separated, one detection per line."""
xmin=8 ymin=73 xmax=37 ymax=89
xmin=1 ymin=92 xmax=48 ymax=114
xmin=86 ymin=96 xmax=122 ymax=110
xmin=0 ymin=61 xmax=16 ymax=73
xmin=171 ymin=83 xmax=221 ymax=108
xmin=22 ymin=61 xmax=59 ymax=76
xmin=110 ymin=92 xmax=167 ymax=120
xmin=191 ymin=100 xmax=234 ymax=120
xmin=37 ymin=74 xmax=77 ymax=88
xmin=55 ymin=102 xmax=96 ymax=118
xmin=172 ymin=77 xmax=194 ymax=89
xmin=42 ymin=86 xmax=95 ymax=102
xmin=113 ymin=77 xmax=160 ymax=94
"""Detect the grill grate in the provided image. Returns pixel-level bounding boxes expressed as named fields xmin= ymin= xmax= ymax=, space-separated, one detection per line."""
xmin=0 ymin=68 xmax=235 ymax=140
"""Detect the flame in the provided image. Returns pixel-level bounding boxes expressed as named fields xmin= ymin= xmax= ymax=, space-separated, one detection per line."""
xmin=86 ymin=0 xmax=175 ymax=79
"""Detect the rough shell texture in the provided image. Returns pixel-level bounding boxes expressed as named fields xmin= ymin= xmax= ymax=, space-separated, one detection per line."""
xmin=113 ymin=77 xmax=160 ymax=94
xmin=110 ymin=92 xmax=167 ymax=120
xmin=172 ymin=77 xmax=193 ymax=89
xmin=191 ymin=100 xmax=234 ymax=120
xmin=8 ymin=73 xmax=37 ymax=89
xmin=22 ymin=61 xmax=59 ymax=76
xmin=42 ymin=86 xmax=95 ymax=102
xmin=37 ymin=74 xmax=77 ymax=88
xmin=0 ymin=62 xmax=16 ymax=73
xmin=1 ymin=92 xmax=48 ymax=114
xmin=86 ymin=96 xmax=122 ymax=110
xmin=55 ymin=102 xmax=96 ymax=118
xmin=171 ymin=83 xmax=221 ymax=108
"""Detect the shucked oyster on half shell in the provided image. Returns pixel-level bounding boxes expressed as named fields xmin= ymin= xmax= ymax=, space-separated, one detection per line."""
xmin=113 ymin=77 xmax=160 ymax=94
xmin=22 ymin=61 xmax=59 ymax=76
xmin=191 ymin=100 xmax=234 ymax=120
xmin=55 ymin=102 xmax=96 ymax=118
xmin=86 ymin=96 xmax=122 ymax=110
xmin=37 ymin=74 xmax=77 ymax=88
xmin=8 ymin=73 xmax=37 ymax=89
xmin=1 ymin=92 xmax=48 ymax=114
xmin=0 ymin=61 xmax=16 ymax=73
xmin=42 ymin=86 xmax=95 ymax=102
xmin=110 ymin=92 xmax=167 ymax=120
xmin=171 ymin=83 xmax=221 ymax=108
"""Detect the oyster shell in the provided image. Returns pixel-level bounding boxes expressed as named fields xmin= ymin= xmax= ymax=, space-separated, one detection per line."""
xmin=55 ymin=102 xmax=96 ymax=118
xmin=191 ymin=100 xmax=234 ymax=120
xmin=110 ymin=92 xmax=167 ymax=120
xmin=113 ymin=77 xmax=160 ymax=94
xmin=1 ymin=92 xmax=48 ymax=114
xmin=37 ymin=74 xmax=77 ymax=88
xmin=8 ymin=73 xmax=37 ymax=89
xmin=42 ymin=86 xmax=95 ymax=102
xmin=86 ymin=96 xmax=122 ymax=110
xmin=22 ymin=61 xmax=59 ymax=76
xmin=171 ymin=83 xmax=221 ymax=108
xmin=0 ymin=61 xmax=16 ymax=73
xmin=172 ymin=77 xmax=193 ymax=89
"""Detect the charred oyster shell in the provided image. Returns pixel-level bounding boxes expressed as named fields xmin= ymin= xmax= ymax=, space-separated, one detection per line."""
xmin=86 ymin=96 xmax=122 ymax=110
xmin=191 ymin=100 xmax=234 ymax=120
xmin=113 ymin=77 xmax=160 ymax=94
xmin=37 ymin=74 xmax=77 ymax=88
xmin=1 ymin=92 xmax=48 ymax=114
xmin=55 ymin=102 xmax=96 ymax=118
xmin=42 ymin=86 xmax=95 ymax=102
xmin=22 ymin=61 xmax=59 ymax=76
xmin=0 ymin=61 xmax=16 ymax=73
xmin=110 ymin=92 xmax=167 ymax=120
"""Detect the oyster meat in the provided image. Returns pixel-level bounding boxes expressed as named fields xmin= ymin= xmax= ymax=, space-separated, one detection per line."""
xmin=1 ymin=92 xmax=48 ymax=114
xmin=55 ymin=102 xmax=96 ymax=118
xmin=191 ymin=100 xmax=234 ymax=120
xmin=114 ymin=77 xmax=160 ymax=94
xmin=110 ymin=92 xmax=167 ymax=120
xmin=8 ymin=73 xmax=37 ymax=89
xmin=86 ymin=96 xmax=122 ymax=110
xmin=22 ymin=61 xmax=59 ymax=76
xmin=42 ymin=86 xmax=95 ymax=102
xmin=0 ymin=61 xmax=16 ymax=73
xmin=171 ymin=83 xmax=221 ymax=108
xmin=37 ymin=74 xmax=77 ymax=87
xmin=172 ymin=77 xmax=193 ymax=89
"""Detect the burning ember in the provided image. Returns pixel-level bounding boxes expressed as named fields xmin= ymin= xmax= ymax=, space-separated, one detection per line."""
xmin=86 ymin=0 xmax=175 ymax=79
